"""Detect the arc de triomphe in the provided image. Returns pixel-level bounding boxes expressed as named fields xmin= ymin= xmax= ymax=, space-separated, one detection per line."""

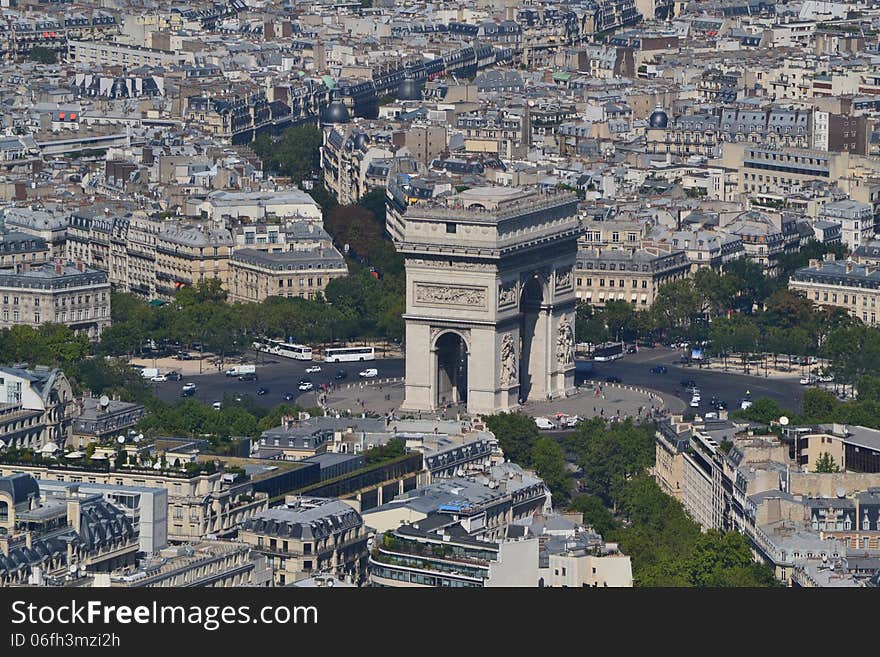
xmin=391 ymin=187 xmax=583 ymax=415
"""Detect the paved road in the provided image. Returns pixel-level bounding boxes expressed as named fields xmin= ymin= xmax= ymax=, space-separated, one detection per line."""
xmin=576 ymin=347 xmax=805 ymax=414
xmin=150 ymin=346 xmax=804 ymax=414
xmin=151 ymin=354 xmax=405 ymax=409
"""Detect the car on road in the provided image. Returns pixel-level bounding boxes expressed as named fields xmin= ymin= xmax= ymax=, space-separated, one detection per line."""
xmin=238 ymin=372 xmax=258 ymax=382
xmin=359 ymin=368 xmax=379 ymax=378
xmin=690 ymin=397 xmax=700 ymax=408
xmin=334 ymin=370 xmax=348 ymax=380
xmin=740 ymin=399 xmax=753 ymax=410
xmin=282 ymin=392 xmax=295 ymax=402
xmin=625 ymin=345 xmax=637 ymax=354
xmin=305 ymin=365 xmax=322 ymax=374
xmin=711 ymin=398 xmax=727 ymax=411
xmin=681 ymin=379 xmax=697 ymax=391
xmin=151 ymin=374 xmax=168 ymax=382
xmin=166 ymin=371 xmax=183 ymax=381
xmin=212 ymin=401 xmax=222 ymax=410
xmin=534 ymin=417 xmax=557 ymax=430
xmin=298 ymin=381 xmax=314 ymax=392
xmin=605 ymin=375 xmax=622 ymax=383
xmin=800 ymin=375 xmax=818 ymax=385
xmin=181 ymin=383 xmax=197 ymax=397
xmin=650 ymin=366 xmax=668 ymax=374
xmin=256 ymin=387 xmax=268 ymax=396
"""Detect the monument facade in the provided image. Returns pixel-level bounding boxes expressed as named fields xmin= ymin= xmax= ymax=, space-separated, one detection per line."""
xmin=392 ymin=187 xmax=583 ymax=415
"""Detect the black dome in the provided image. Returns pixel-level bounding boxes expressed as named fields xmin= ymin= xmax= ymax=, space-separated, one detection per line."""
xmin=397 ymin=78 xmax=423 ymax=101
xmin=649 ymin=105 xmax=668 ymax=129
xmin=323 ymin=100 xmax=350 ymax=124
xmin=353 ymin=132 xmax=369 ymax=149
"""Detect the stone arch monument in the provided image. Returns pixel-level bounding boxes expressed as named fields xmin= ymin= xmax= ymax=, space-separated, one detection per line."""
xmin=393 ymin=187 xmax=583 ymax=415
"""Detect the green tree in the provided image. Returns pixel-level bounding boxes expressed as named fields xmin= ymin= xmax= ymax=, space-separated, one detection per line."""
xmin=483 ymin=413 xmax=540 ymax=467
xmin=29 ymin=46 xmax=57 ymax=64
xmin=813 ymin=452 xmax=840 ymax=473
xmin=530 ymin=437 xmax=572 ymax=505
xmin=251 ymin=125 xmax=323 ymax=184
xmin=570 ymin=494 xmax=620 ymax=537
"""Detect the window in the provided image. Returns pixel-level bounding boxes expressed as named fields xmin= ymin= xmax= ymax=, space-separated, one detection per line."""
xmin=446 ymin=223 xmax=457 ymax=234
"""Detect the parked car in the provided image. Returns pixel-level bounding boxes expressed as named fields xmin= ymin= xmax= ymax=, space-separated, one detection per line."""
xmin=359 ymin=368 xmax=379 ymax=378
xmin=800 ymin=375 xmax=818 ymax=385
xmin=150 ymin=374 xmax=168 ymax=382
xmin=334 ymin=370 xmax=348 ymax=380
xmin=305 ymin=365 xmax=322 ymax=374
xmin=166 ymin=371 xmax=183 ymax=381
xmin=534 ymin=417 xmax=557 ymax=430
xmin=650 ymin=366 xmax=668 ymax=374
xmin=818 ymin=373 xmax=834 ymax=382
xmin=176 ymin=352 xmax=193 ymax=361
xmin=256 ymin=387 xmax=268 ymax=396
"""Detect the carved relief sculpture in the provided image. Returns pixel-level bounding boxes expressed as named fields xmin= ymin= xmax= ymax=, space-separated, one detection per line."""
xmin=415 ymin=284 xmax=487 ymax=307
xmin=555 ymin=267 xmax=573 ymax=290
xmin=556 ymin=318 xmax=574 ymax=368
xmin=500 ymin=333 xmax=517 ymax=386
xmin=498 ymin=281 xmax=517 ymax=306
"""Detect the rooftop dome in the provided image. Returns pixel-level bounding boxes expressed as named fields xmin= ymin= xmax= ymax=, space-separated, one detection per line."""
xmin=648 ymin=104 xmax=668 ymax=129
xmin=353 ymin=132 xmax=369 ymax=150
xmin=322 ymin=99 xmax=350 ymax=124
xmin=397 ymin=78 xmax=423 ymax=101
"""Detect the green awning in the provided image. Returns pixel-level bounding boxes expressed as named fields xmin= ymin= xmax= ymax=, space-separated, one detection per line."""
xmin=148 ymin=299 xmax=167 ymax=307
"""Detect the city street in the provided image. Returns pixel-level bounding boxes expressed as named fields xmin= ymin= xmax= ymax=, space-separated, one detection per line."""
xmin=150 ymin=346 xmax=805 ymax=415
xmin=578 ymin=347 xmax=806 ymax=414
xmin=150 ymin=353 xmax=405 ymax=409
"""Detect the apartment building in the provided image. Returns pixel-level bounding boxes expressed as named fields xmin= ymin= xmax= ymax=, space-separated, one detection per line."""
xmin=67 ymin=40 xmax=188 ymax=68
xmin=155 ymin=224 xmax=233 ymax=299
xmin=101 ymin=541 xmax=272 ymax=588
xmin=2 ymin=208 xmax=67 ymax=258
xmin=574 ymin=246 xmax=690 ymax=307
xmin=228 ymin=247 xmax=348 ymax=303
xmin=0 ymin=461 xmax=268 ymax=544
xmin=239 ymin=497 xmax=368 ymax=586
xmin=69 ymin=397 xmax=146 ymax=449
xmin=789 ymin=256 xmax=880 ymax=326
xmin=0 ymin=227 xmax=49 ymax=268
xmin=37 ymin=479 xmax=167 ymax=554
xmin=0 ymin=474 xmax=139 ymax=586
xmin=370 ymin=511 xmax=632 ymax=588
xmin=188 ymin=190 xmax=322 ymax=224
xmin=322 ymin=124 xmax=396 ymax=204
xmin=818 ymin=200 xmax=875 ymax=250
xmin=0 ymin=260 xmax=111 ymax=338
xmin=0 ymin=366 xmax=74 ymax=450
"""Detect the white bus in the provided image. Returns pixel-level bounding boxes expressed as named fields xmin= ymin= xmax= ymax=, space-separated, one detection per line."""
xmin=253 ymin=338 xmax=313 ymax=361
xmin=323 ymin=346 xmax=376 ymax=363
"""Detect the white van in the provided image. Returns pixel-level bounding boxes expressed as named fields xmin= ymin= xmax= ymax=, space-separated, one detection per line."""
xmin=534 ymin=417 xmax=557 ymax=430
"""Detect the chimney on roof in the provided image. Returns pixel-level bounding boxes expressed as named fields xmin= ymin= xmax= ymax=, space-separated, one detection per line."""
xmin=808 ymin=258 xmax=820 ymax=269
xmin=846 ymin=261 xmax=854 ymax=274
xmin=76 ymin=257 xmax=84 ymax=272
xmin=55 ymin=258 xmax=62 ymax=275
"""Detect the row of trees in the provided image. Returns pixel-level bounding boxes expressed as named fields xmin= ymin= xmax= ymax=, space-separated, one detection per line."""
xmin=485 ymin=413 xmax=777 ymax=586
xmin=736 ymin=381 xmax=880 ymax=432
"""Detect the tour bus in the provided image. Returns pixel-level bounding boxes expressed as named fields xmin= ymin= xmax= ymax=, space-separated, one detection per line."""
xmin=592 ymin=342 xmax=624 ymax=362
xmin=323 ymin=346 xmax=376 ymax=363
xmin=253 ymin=337 xmax=313 ymax=361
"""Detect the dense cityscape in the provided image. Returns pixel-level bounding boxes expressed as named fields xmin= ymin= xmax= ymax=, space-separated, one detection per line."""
xmin=0 ymin=0 xmax=878 ymax=591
